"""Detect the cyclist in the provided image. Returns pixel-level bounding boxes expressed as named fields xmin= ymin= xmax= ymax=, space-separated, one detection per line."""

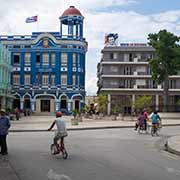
xmin=48 ymin=112 xmax=68 ymax=151
xmin=135 ymin=111 xmax=147 ymax=130
xmin=150 ymin=110 xmax=161 ymax=129
xmin=135 ymin=111 xmax=146 ymax=130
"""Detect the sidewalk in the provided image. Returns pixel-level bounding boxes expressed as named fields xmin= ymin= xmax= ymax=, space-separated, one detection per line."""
xmin=0 ymin=156 xmax=19 ymax=180
xmin=167 ymin=135 xmax=180 ymax=156
xmin=9 ymin=115 xmax=180 ymax=132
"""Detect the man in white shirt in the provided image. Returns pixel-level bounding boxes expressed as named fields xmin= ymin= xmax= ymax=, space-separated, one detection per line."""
xmin=48 ymin=112 xmax=68 ymax=150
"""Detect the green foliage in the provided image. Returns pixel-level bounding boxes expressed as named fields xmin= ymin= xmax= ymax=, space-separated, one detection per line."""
xmin=72 ymin=109 xmax=78 ymax=117
xmin=176 ymin=99 xmax=180 ymax=107
xmin=95 ymin=94 xmax=108 ymax=114
xmin=134 ymin=95 xmax=152 ymax=114
xmin=148 ymin=29 xmax=180 ymax=111
xmin=148 ymin=29 xmax=180 ymax=84
xmin=111 ymin=105 xmax=120 ymax=115
xmin=84 ymin=105 xmax=90 ymax=113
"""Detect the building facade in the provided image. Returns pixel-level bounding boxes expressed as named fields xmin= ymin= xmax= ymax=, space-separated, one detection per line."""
xmin=0 ymin=6 xmax=87 ymax=114
xmin=97 ymin=42 xmax=180 ymax=114
xmin=0 ymin=43 xmax=12 ymax=109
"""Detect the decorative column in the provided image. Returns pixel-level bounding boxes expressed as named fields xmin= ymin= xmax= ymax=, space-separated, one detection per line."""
xmin=80 ymin=100 xmax=84 ymax=110
xmin=20 ymin=98 xmax=24 ymax=110
xmin=76 ymin=21 xmax=79 ymax=37
xmin=68 ymin=100 xmax=72 ymax=112
xmin=107 ymin=94 xmax=111 ymax=115
xmin=132 ymin=94 xmax=136 ymax=114
xmin=155 ymin=95 xmax=159 ymax=111
xmin=1 ymin=97 xmax=6 ymax=109
xmin=55 ymin=99 xmax=60 ymax=112
xmin=31 ymin=99 xmax=35 ymax=112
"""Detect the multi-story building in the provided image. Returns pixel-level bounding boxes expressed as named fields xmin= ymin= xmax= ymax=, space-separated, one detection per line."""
xmin=0 ymin=6 xmax=87 ymax=114
xmin=97 ymin=41 xmax=180 ymax=114
xmin=0 ymin=43 xmax=12 ymax=109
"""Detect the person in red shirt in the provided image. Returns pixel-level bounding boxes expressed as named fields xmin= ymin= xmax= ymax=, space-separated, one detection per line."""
xmin=143 ymin=111 xmax=148 ymax=131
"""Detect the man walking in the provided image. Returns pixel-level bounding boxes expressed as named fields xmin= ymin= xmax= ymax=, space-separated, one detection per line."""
xmin=0 ymin=109 xmax=11 ymax=155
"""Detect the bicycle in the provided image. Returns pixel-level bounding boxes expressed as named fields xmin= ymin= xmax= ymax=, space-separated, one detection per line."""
xmin=50 ymin=139 xmax=68 ymax=159
xmin=138 ymin=123 xmax=149 ymax=134
xmin=151 ymin=123 xmax=159 ymax=136
xmin=151 ymin=119 xmax=162 ymax=136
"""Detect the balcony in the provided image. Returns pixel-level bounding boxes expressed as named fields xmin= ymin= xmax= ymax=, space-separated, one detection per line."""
xmin=101 ymin=74 xmax=151 ymax=78
xmin=101 ymin=61 xmax=149 ymax=65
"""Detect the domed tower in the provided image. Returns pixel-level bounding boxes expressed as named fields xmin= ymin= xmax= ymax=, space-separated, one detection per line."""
xmin=59 ymin=6 xmax=84 ymax=39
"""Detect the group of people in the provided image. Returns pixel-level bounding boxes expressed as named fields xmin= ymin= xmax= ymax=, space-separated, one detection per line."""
xmin=135 ymin=110 xmax=161 ymax=131
xmin=1 ymin=107 xmax=162 ymax=156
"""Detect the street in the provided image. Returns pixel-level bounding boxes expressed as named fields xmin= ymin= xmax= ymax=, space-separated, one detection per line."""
xmin=4 ymin=126 xmax=180 ymax=180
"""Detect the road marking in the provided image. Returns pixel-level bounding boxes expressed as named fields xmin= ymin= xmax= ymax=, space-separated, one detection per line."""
xmin=47 ymin=169 xmax=72 ymax=180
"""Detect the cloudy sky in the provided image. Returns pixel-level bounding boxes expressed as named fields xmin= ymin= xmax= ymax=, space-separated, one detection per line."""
xmin=0 ymin=0 xmax=180 ymax=95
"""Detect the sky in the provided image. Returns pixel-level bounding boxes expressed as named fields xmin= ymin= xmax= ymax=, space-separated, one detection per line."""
xmin=0 ymin=0 xmax=180 ymax=95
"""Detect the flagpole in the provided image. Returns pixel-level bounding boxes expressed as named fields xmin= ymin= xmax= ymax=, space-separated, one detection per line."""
xmin=36 ymin=15 xmax=39 ymax=32
xmin=36 ymin=21 xmax=39 ymax=32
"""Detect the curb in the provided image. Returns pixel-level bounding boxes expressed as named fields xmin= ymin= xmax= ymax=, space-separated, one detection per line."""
xmin=9 ymin=125 xmax=135 ymax=132
xmin=166 ymin=136 xmax=180 ymax=156
xmin=9 ymin=123 xmax=180 ymax=133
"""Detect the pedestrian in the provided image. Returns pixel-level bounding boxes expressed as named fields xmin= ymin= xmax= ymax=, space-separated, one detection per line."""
xmin=143 ymin=110 xmax=148 ymax=131
xmin=15 ymin=107 xmax=20 ymax=120
xmin=135 ymin=111 xmax=146 ymax=130
xmin=0 ymin=109 xmax=11 ymax=155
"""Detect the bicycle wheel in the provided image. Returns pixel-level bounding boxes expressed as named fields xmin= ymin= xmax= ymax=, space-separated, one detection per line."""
xmin=151 ymin=127 xmax=155 ymax=136
xmin=50 ymin=144 xmax=57 ymax=155
xmin=62 ymin=149 xmax=68 ymax=159
xmin=155 ymin=128 xmax=159 ymax=136
xmin=146 ymin=124 xmax=150 ymax=134
xmin=138 ymin=126 xmax=143 ymax=134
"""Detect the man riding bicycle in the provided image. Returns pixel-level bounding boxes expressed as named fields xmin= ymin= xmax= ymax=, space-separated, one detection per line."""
xmin=150 ymin=111 xmax=161 ymax=128
xmin=48 ymin=112 xmax=68 ymax=150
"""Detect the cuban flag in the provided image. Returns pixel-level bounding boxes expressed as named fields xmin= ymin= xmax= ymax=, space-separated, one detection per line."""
xmin=25 ymin=15 xmax=38 ymax=23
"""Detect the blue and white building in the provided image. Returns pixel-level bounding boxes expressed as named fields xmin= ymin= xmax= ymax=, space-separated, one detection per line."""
xmin=0 ymin=6 xmax=88 ymax=113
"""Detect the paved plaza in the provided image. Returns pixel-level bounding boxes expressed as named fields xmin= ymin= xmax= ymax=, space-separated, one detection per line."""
xmin=1 ymin=114 xmax=180 ymax=180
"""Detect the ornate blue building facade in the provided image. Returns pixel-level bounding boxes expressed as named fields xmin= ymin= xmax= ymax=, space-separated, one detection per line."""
xmin=0 ymin=6 xmax=87 ymax=113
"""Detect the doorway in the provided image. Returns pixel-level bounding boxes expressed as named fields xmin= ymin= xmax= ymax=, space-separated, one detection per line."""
xmin=13 ymin=96 xmax=20 ymax=109
xmin=41 ymin=100 xmax=50 ymax=112
xmin=24 ymin=96 xmax=31 ymax=109
xmin=75 ymin=100 xmax=80 ymax=111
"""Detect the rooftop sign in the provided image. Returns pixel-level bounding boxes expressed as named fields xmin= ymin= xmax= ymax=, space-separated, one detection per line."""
xmin=120 ymin=43 xmax=148 ymax=47
xmin=105 ymin=33 xmax=118 ymax=46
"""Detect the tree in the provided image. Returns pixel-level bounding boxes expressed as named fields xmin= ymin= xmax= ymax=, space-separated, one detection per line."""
xmin=95 ymin=94 xmax=108 ymax=115
xmin=148 ymin=29 xmax=180 ymax=112
xmin=133 ymin=95 xmax=153 ymax=115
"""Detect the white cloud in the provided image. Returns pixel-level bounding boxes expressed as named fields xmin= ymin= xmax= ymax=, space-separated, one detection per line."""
xmin=151 ymin=11 xmax=180 ymax=23
xmin=63 ymin=0 xmax=137 ymax=10
xmin=86 ymin=72 xmax=98 ymax=95
xmin=0 ymin=1 xmax=180 ymax=95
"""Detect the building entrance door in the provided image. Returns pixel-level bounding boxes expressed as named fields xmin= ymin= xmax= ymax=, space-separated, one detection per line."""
xmin=75 ymin=100 xmax=80 ymax=111
xmin=41 ymin=100 xmax=50 ymax=112
xmin=13 ymin=97 xmax=20 ymax=109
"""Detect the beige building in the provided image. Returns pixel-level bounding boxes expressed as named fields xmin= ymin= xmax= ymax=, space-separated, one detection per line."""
xmin=97 ymin=43 xmax=180 ymax=115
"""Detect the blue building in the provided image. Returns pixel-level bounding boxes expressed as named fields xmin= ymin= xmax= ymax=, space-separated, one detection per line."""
xmin=0 ymin=6 xmax=87 ymax=114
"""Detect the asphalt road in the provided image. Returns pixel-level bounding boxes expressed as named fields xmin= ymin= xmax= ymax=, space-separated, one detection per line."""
xmin=6 ymin=126 xmax=180 ymax=180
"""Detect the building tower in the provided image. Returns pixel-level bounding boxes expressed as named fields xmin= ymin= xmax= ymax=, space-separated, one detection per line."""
xmin=60 ymin=5 xmax=84 ymax=39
